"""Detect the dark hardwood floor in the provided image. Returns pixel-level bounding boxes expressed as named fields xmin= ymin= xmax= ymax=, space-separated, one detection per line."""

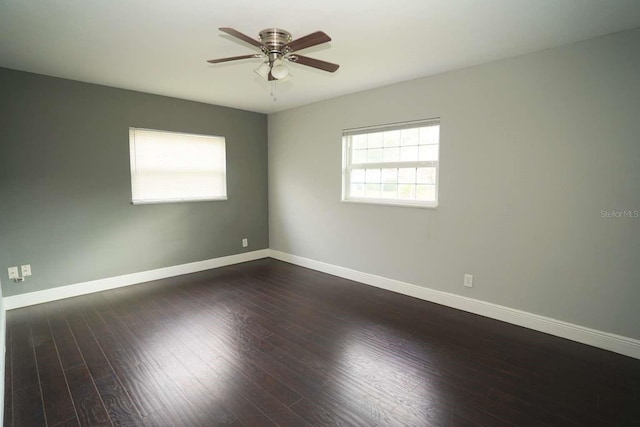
xmin=4 ymin=258 xmax=640 ymax=426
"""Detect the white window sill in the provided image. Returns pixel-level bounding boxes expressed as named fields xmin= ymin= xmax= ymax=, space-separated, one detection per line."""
xmin=341 ymin=198 xmax=438 ymax=209
xmin=131 ymin=197 xmax=228 ymax=205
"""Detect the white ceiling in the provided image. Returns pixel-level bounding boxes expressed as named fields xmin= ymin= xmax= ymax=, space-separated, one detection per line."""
xmin=1 ymin=0 xmax=640 ymax=114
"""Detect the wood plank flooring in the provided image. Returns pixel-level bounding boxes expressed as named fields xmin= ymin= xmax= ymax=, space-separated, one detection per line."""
xmin=4 ymin=258 xmax=640 ymax=426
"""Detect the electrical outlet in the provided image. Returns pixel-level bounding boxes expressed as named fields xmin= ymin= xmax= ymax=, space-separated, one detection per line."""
xmin=8 ymin=266 xmax=19 ymax=280
xmin=464 ymin=274 xmax=473 ymax=288
xmin=242 ymin=238 xmax=248 ymax=248
xmin=21 ymin=264 xmax=32 ymax=277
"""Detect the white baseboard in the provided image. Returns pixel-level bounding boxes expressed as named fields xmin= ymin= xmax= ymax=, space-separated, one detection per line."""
xmin=269 ymin=250 xmax=640 ymax=360
xmin=3 ymin=248 xmax=638 ymax=360
xmin=3 ymin=249 xmax=270 ymax=310
xmin=0 ymin=303 xmax=5 ymax=427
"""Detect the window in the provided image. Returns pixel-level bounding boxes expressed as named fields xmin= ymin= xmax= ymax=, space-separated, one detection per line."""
xmin=342 ymin=118 xmax=440 ymax=207
xmin=129 ymin=128 xmax=227 ymax=204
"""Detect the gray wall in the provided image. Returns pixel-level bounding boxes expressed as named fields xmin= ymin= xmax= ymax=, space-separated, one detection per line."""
xmin=0 ymin=68 xmax=268 ymax=297
xmin=268 ymin=29 xmax=640 ymax=339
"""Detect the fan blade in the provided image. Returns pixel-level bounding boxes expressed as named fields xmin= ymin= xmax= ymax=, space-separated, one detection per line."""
xmin=289 ymin=55 xmax=339 ymax=72
xmin=268 ymin=72 xmax=276 ymax=81
xmin=219 ymin=27 xmax=265 ymax=49
xmin=207 ymin=54 xmax=261 ymax=64
xmin=284 ymin=31 xmax=331 ymax=52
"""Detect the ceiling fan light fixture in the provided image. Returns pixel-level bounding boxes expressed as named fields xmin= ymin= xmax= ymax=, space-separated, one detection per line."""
xmin=254 ymin=62 xmax=271 ymax=80
xmin=209 ymin=27 xmax=339 ymax=90
xmin=271 ymin=58 xmax=289 ymax=80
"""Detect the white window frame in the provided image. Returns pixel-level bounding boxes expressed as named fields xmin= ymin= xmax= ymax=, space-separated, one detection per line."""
xmin=129 ymin=127 xmax=227 ymax=204
xmin=342 ymin=118 xmax=440 ymax=208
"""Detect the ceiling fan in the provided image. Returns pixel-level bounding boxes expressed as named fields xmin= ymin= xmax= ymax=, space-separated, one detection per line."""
xmin=207 ymin=27 xmax=339 ymax=81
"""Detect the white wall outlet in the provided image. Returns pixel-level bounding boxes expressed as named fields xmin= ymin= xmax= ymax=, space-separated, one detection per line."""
xmin=464 ymin=274 xmax=473 ymax=288
xmin=242 ymin=238 xmax=248 ymax=248
xmin=21 ymin=264 xmax=32 ymax=277
xmin=8 ymin=266 xmax=19 ymax=280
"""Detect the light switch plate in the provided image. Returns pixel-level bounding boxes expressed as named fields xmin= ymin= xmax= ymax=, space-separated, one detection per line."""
xmin=21 ymin=264 xmax=32 ymax=277
xmin=464 ymin=274 xmax=473 ymax=288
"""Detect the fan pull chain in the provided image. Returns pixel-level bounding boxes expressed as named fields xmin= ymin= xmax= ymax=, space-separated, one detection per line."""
xmin=271 ymin=81 xmax=277 ymax=101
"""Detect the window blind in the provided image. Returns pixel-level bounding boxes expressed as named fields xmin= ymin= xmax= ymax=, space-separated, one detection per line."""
xmin=129 ymin=128 xmax=227 ymax=204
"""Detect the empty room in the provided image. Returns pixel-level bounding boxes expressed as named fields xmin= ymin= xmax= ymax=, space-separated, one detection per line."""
xmin=1 ymin=1 xmax=640 ymax=426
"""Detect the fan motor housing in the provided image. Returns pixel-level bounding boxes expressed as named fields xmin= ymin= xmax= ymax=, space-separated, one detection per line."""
xmin=259 ymin=28 xmax=292 ymax=54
